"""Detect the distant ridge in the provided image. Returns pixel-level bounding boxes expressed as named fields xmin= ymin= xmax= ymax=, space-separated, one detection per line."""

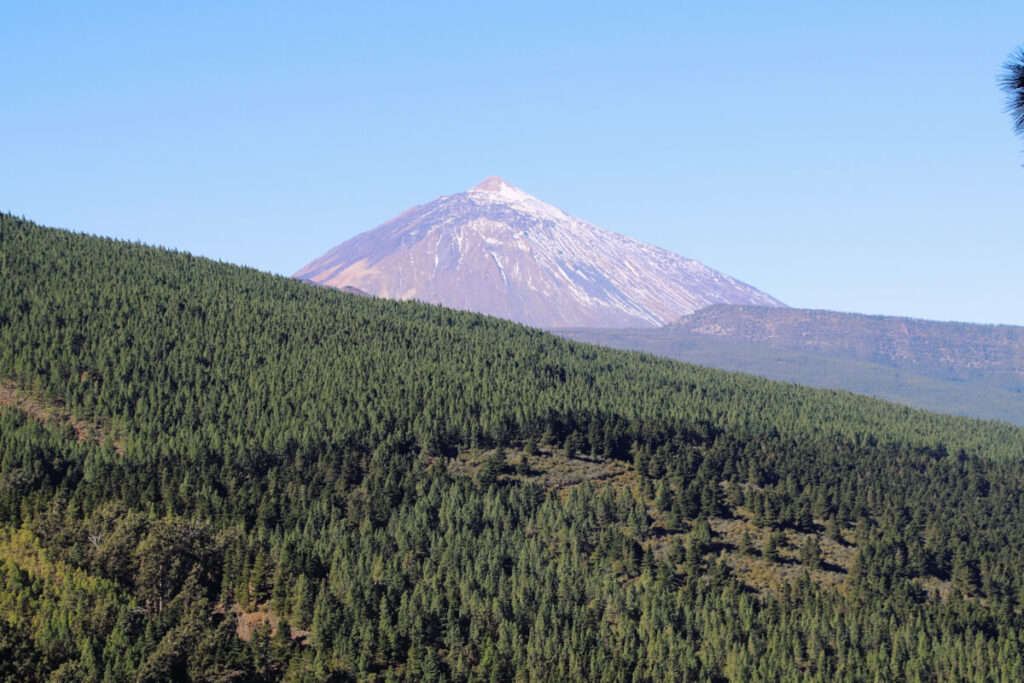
xmin=294 ymin=177 xmax=784 ymax=328
xmin=668 ymin=305 xmax=1024 ymax=379
xmin=559 ymin=305 xmax=1024 ymax=425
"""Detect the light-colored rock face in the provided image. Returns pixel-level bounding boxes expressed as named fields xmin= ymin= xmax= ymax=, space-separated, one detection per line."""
xmin=294 ymin=177 xmax=785 ymax=328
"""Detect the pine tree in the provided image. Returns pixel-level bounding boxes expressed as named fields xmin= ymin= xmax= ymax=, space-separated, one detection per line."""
xmin=476 ymin=449 xmax=505 ymax=487
xmin=740 ymin=530 xmax=755 ymax=556
xmin=800 ymin=536 xmax=823 ymax=570
xmin=684 ymin=537 xmax=704 ymax=576
xmin=826 ymin=516 xmax=844 ymax=545
xmin=693 ymin=517 xmax=713 ymax=554
xmin=764 ymin=532 xmax=783 ymax=564
xmin=655 ymin=480 xmax=673 ymax=512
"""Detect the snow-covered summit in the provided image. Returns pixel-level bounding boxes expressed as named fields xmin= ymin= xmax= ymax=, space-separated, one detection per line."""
xmin=466 ymin=176 xmax=567 ymax=222
xmin=470 ymin=176 xmax=522 ymax=195
xmin=294 ymin=177 xmax=785 ymax=329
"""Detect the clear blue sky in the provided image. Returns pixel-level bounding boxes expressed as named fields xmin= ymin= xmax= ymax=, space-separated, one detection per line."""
xmin=3 ymin=2 xmax=1022 ymax=325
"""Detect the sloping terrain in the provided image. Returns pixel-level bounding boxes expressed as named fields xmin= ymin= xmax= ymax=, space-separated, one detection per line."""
xmin=4 ymin=213 xmax=1024 ymax=680
xmin=294 ymin=177 xmax=784 ymax=328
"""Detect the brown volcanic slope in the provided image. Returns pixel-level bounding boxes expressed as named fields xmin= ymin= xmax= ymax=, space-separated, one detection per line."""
xmin=293 ymin=177 xmax=784 ymax=329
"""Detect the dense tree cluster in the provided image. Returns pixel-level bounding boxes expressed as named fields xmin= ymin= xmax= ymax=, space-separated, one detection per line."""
xmin=2 ymin=214 xmax=1024 ymax=680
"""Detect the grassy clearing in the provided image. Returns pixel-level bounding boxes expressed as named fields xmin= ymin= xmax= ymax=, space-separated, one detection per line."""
xmin=448 ymin=445 xmax=867 ymax=596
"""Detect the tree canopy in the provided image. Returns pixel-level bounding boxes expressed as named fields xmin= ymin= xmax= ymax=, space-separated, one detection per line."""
xmin=3 ymin=213 xmax=1024 ymax=680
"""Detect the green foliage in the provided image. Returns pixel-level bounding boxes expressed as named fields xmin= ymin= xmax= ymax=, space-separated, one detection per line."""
xmin=800 ymin=536 xmax=823 ymax=570
xmin=764 ymin=531 xmax=783 ymax=564
xmin=2 ymin=214 xmax=1024 ymax=679
xmin=476 ymin=449 xmax=505 ymax=488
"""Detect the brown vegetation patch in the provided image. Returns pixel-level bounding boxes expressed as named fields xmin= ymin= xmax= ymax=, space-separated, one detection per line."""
xmin=448 ymin=447 xmax=868 ymax=596
xmin=230 ymin=603 xmax=311 ymax=644
xmin=0 ymin=378 xmax=122 ymax=453
xmin=449 ymin=445 xmax=633 ymax=492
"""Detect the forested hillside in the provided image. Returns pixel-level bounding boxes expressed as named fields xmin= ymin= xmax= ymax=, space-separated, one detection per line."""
xmin=3 ymin=213 xmax=1024 ymax=680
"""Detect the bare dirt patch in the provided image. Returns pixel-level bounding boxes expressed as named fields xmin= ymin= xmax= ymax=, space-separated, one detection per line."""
xmin=448 ymin=446 xmax=633 ymax=491
xmin=228 ymin=603 xmax=310 ymax=643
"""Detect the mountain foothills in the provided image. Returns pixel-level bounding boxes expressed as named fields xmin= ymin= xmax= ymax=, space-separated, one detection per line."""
xmin=294 ymin=178 xmax=1024 ymax=425
xmin=6 ymin=214 xmax=1024 ymax=680
xmin=294 ymin=177 xmax=784 ymax=328
xmin=560 ymin=306 xmax=1024 ymax=425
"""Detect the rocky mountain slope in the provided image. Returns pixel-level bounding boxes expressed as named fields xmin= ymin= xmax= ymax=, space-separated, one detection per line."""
xmin=294 ymin=177 xmax=784 ymax=328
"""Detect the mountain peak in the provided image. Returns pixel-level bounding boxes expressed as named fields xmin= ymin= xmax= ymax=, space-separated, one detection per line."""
xmin=470 ymin=176 xmax=513 ymax=192
xmin=467 ymin=176 xmax=535 ymax=204
xmin=295 ymin=181 xmax=786 ymax=328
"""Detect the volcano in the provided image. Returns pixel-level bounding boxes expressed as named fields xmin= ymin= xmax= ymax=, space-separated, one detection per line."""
xmin=294 ymin=177 xmax=784 ymax=328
